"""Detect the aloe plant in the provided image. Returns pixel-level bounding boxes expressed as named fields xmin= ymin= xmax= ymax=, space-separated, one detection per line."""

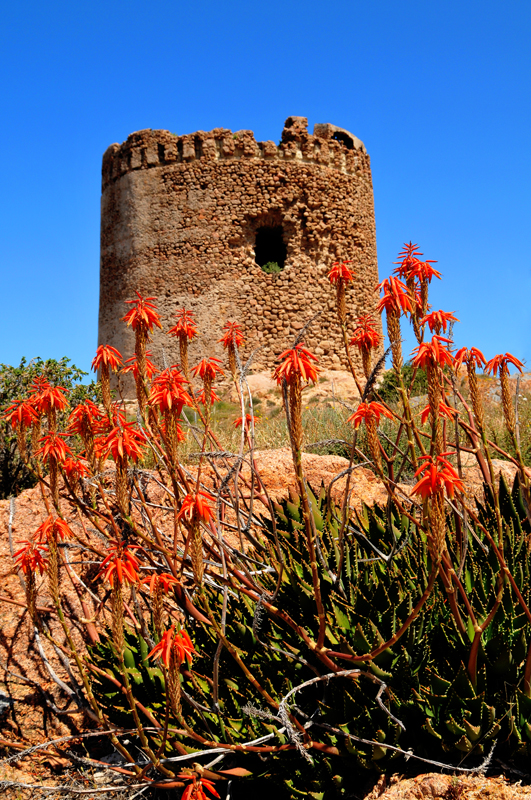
xmin=86 ymin=473 xmax=531 ymax=796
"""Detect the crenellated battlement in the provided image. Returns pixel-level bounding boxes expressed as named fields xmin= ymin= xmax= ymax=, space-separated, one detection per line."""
xmin=101 ymin=116 xmax=368 ymax=191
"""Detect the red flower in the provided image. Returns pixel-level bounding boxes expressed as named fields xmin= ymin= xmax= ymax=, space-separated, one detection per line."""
xmin=377 ymin=276 xmax=414 ymax=316
xmin=149 ymin=368 xmax=193 ymax=414
xmin=142 ymin=572 xmax=180 ymax=594
xmin=177 ymin=491 xmax=215 ymax=526
xmin=219 ymin=321 xmax=245 ymax=348
xmin=29 ymin=379 xmax=69 ymax=414
xmin=122 ymin=292 xmax=162 ymax=332
xmin=420 ymin=401 xmax=458 ymax=426
xmin=148 ymin=624 xmax=196 ymax=668
xmin=96 ymin=541 xmax=140 ymax=586
xmin=14 ymin=540 xmax=48 ymax=575
xmin=191 ymin=358 xmax=224 ymax=382
xmin=412 ymin=454 xmax=464 ymax=499
xmin=273 ymin=343 xmax=319 ymax=385
xmin=234 ymin=413 xmax=260 ymax=428
xmin=67 ymin=401 xmax=103 ymax=436
xmin=95 ymin=405 xmax=128 ymax=438
xmin=3 ymin=399 xmax=39 ymax=430
xmin=34 ymin=515 xmax=73 ymax=544
xmin=327 ymin=260 xmax=355 ymax=285
xmin=91 ymin=344 xmax=123 ymax=372
xmin=485 ymin=352 xmax=524 ymax=377
xmin=409 ymin=259 xmax=441 ymax=283
xmin=349 ymin=315 xmax=382 ymax=350
xmin=393 ymin=241 xmax=424 ymax=280
xmin=179 ymin=775 xmax=220 ymax=800
xmin=122 ymin=352 xmax=159 ymax=380
xmin=411 ymin=336 xmax=455 ymax=370
xmin=454 ymin=347 xmax=487 ymax=370
xmin=63 ymin=457 xmax=89 ymax=482
xmin=35 ymin=433 xmax=73 ymax=464
xmin=347 ymin=401 xmax=393 ymax=428
xmin=197 ymin=387 xmax=220 ymax=406
xmin=420 ymin=310 xmax=459 ymax=334
xmin=96 ymin=422 xmax=147 ymax=462
xmin=168 ymin=309 xmax=198 ymax=340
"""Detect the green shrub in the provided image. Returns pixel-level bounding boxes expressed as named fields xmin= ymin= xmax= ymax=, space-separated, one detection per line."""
xmin=0 ymin=357 xmax=99 ymax=498
xmin=378 ymin=361 xmax=428 ymax=404
xmin=261 ymin=261 xmax=282 ymax=274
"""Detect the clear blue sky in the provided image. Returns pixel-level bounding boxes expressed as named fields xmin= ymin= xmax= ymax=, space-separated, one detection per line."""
xmin=2 ymin=0 xmax=530 ymax=377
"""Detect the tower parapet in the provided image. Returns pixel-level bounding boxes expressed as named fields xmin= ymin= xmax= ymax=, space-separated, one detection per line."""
xmin=101 ymin=117 xmax=368 ymax=192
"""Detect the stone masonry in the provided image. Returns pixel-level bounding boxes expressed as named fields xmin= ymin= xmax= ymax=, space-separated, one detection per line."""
xmin=99 ymin=116 xmax=381 ymax=390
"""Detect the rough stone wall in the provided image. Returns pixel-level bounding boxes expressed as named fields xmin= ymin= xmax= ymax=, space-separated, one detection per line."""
xmin=99 ymin=116 xmax=381 ymax=390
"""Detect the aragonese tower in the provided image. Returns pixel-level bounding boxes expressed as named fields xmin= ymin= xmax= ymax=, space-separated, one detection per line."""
xmin=99 ymin=116 xmax=380 ymax=387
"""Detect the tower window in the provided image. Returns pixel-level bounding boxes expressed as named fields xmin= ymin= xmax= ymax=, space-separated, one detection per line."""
xmin=332 ymin=131 xmax=354 ymax=150
xmin=254 ymin=226 xmax=287 ymax=274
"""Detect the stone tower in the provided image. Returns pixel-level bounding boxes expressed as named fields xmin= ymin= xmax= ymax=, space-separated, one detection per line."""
xmin=99 ymin=116 xmax=380 ymax=385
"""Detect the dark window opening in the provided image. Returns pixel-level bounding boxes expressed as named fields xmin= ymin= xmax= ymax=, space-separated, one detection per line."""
xmin=255 ymin=226 xmax=287 ymax=274
xmin=332 ymin=131 xmax=354 ymax=150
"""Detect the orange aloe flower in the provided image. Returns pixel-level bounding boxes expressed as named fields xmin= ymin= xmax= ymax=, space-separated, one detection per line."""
xmin=149 ymin=367 xmax=193 ymax=414
xmin=420 ymin=310 xmax=459 ymax=334
xmin=234 ymin=413 xmax=260 ymax=428
xmin=91 ymin=344 xmax=123 ymax=373
xmin=28 ymin=379 xmax=69 ymax=415
xmin=218 ymin=321 xmax=245 ymax=349
xmin=148 ymin=624 xmax=196 ymax=669
xmin=327 ymin=260 xmax=355 ymax=285
xmin=393 ymin=241 xmax=424 ymax=280
xmin=34 ymin=515 xmax=73 ymax=544
xmin=67 ymin=400 xmax=103 ymax=436
xmin=177 ymin=491 xmax=215 ymax=526
xmin=484 ymin=352 xmax=524 ymax=377
xmin=191 ymin=357 xmax=225 ymax=383
xmin=485 ymin=352 xmax=525 ymax=438
xmin=35 ymin=433 xmax=73 ymax=464
xmin=273 ymin=343 xmax=319 ymax=385
xmin=122 ymin=292 xmax=162 ymax=332
xmin=96 ymin=541 xmax=140 ymax=586
xmin=62 ymin=457 xmax=89 ymax=483
xmin=3 ymin=399 xmax=39 ymax=430
xmin=197 ymin=387 xmax=220 ymax=406
xmin=328 ymin=260 xmax=355 ymax=324
xmin=168 ymin=309 xmax=198 ymax=340
xmin=350 ymin=315 xmax=382 ymax=378
xmin=122 ymin=352 xmax=159 ymax=381
xmin=169 ymin=309 xmax=198 ymax=379
xmin=377 ymin=276 xmax=414 ymax=316
xmin=454 ymin=347 xmax=487 ymax=370
xmin=411 ymin=336 xmax=455 ymax=370
xmin=409 ymin=259 xmax=441 ymax=284
xmin=219 ymin=321 xmax=245 ymax=378
xmin=94 ymin=404 xmax=128 ymax=439
xmin=420 ymin=401 xmax=458 ymax=426
xmin=14 ymin=540 xmax=48 ymax=575
xmin=96 ymin=421 xmax=147 ymax=462
xmin=347 ymin=401 xmax=393 ymax=428
xmin=349 ymin=315 xmax=382 ymax=350
xmin=180 ymin=775 xmax=220 ymax=800
xmin=142 ymin=572 xmax=180 ymax=594
xmin=412 ymin=454 xmax=464 ymax=500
